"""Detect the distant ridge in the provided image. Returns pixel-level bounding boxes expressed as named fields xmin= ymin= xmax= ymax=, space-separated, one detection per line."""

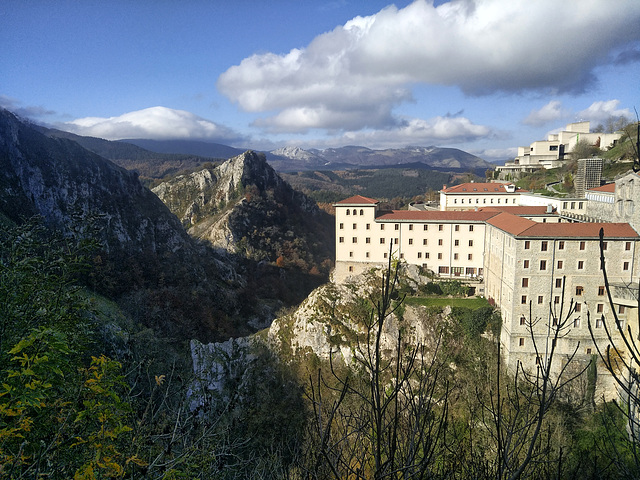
xmin=122 ymin=138 xmax=245 ymax=159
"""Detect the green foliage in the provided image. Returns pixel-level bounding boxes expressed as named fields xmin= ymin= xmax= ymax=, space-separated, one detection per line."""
xmin=449 ymin=306 xmax=500 ymax=338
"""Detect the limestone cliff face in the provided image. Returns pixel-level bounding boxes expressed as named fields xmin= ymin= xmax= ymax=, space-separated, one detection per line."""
xmin=268 ymin=270 xmax=448 ymax=364
xmin=153 ymin=151 xmax=332 ymax=268
xmin=0 ymin=108 xmax=189 ymax=254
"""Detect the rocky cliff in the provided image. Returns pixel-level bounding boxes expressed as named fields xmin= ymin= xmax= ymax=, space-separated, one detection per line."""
xmin=152 ymin=151 xmax=333 ymax=272
xmin=0 ymin=108 xmax=189 ymax=254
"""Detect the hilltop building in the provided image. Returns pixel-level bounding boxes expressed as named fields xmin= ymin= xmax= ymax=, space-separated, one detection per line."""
xmin=496 ymin=121 xmax=622 ymax=178
xmin=333 ymin=172 xmax=640 ymax=398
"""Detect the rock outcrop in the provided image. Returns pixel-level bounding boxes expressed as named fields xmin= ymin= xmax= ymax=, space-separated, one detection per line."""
xmin=0 ymin=108 xmax=189 ymax=254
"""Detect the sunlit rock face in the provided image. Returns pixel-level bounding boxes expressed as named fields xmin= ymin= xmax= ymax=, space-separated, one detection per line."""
xmin=0 ymin=108 xmax=190 ymax=254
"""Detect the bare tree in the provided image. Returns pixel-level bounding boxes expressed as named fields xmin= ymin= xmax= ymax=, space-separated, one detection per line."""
xmin=305 ymin=244 xmax=452 ymax=479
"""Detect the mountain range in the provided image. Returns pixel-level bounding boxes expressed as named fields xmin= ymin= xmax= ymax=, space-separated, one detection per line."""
xmin=36 ymin=126 xmax=492 ymax=177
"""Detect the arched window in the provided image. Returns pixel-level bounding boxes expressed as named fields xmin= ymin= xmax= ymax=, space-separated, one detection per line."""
xmin=346 ymin=209 xmax=350 ymax=215
xmin=352 ymin=209 xmax=357 ymax=215
xmin=360 ymin=209 xmax=364 ymax=215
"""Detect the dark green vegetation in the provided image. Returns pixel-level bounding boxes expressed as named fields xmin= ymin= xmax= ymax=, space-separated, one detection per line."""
xmin=282 ymin=168 xmax=452 ymax=203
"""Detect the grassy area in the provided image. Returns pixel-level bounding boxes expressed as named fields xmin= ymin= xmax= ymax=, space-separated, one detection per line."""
xmin=404 ymin=296 xmax=491 ymax=309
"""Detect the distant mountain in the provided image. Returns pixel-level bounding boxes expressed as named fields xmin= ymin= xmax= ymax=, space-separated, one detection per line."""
xmin=35 ymin=127 xmax=223 ymax=179
xmin=122 ymin=138 xmax=245 ymax=159
xmin=267 ymin=145 xmax=493 ymax=174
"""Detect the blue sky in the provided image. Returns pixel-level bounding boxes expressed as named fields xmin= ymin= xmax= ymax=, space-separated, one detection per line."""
xmin=2 ymin=0 xmax=639 ymax=163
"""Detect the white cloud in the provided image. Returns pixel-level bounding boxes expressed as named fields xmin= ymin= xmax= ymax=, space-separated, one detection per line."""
xmin=522 ymin=101 xmax=569 ymax=127
xmin=294 ymin=115 xmax=492 ymax=149
xmin=217 ymin=0 xmax=640 ymax=133
xmin=576 ymin=100 xmax=634 ymax=125
xmin=62 ymin=106 xmax=244 ymax=142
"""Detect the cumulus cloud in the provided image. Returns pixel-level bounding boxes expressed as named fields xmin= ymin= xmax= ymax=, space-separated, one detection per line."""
xmin=62 ymin=106 xmax=245 ymax=142
xmin=297 ymin=115 xmax=492 ymax=149
xmin=217 ymin=0 xmax=640 ymax=133
xmin=522 ymin=101 xmax=569 ymax=127
xmin=577 ymin=100 xmax=634 ymax=125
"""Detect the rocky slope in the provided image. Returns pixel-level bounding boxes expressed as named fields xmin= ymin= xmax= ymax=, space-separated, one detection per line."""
xmin=0 ymin=108 xmax=189 ymax=254
xmin=152 ymin=151 xmax=333 ymax=271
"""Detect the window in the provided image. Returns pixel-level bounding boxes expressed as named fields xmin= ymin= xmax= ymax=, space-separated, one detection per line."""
xmin=339 ymin=237 xmax=344 ymax=243
xmin=395 ymin=224 xmax=399 ymax=231
xmin=348 ymin=266 xmax=353 ymax=272
xmin=352 ymin=209 xmax=356 ymax=215
xmin=384 ymin=252 xmax=388 ymax=259
xmin=454 ymin=253 xmax=459 ymax=260
xmin=366 ymin=223 xmax=370 ymax=230
xmin=577 ymin=261 xmax=584 ymax=270
xmin=469 ymin=225 xmax=474 ymax=232
xmin=575 ymin=286 xmax=583 ymax=296
xmin=469 ymin=240 xmax=473 ymax=247
xmin=575 ymin=303 xmax=581 ymax=312
xmin=520 ymin=316 xmax=526 ymax=325
xmin=579 ymin=241 xmax=585 ymax=250
xmin=423 ymin=239 xmax=428 ymax=245
xmin=439 ymin=266 xmax=449 ymax=274
xmin=468 ymin=254 xmax=473 ymax=260
xmin=624 ymin=261 xmax=630 ymax=271
xmin=400 ymin=253 xmax=404 ymax=259
xmin=557 ymin=260 xmax=563 ymax=269
xmin=523 ymin=260 xmax=530 ymax=268
xmin=438 ymin=224 xmax=444 ymax=231
xmin=602 ymin=242 xmax=608 ymax=251
xmin=586 ymin=347 xmax=592 ymax=354
xmin=574 ymin=318 xmax=580 ymax=328
xmin=438 ymin=239 xmax=443 ymax=246
xmin=455 ymin=225 xmax=460 ymax=232
xmin=538 ymin=295 xmax=544 ymax=304
xmin=541 ymin=241 xmax=548 ymax=251
xmin=381 ymin=224 xmax=385 ymax=230
xmin=346 ymin=210 xmax=350 ymax=215
xmin=524 ymin=241 xmax=530 ymax=250
xmin=626 ymin=241 xmax=632 ymax=251
xmin=366 ymin=237 xmax=371 ymax=244
xmin=425 ymin=252 xmax=430 ymax=259
xmin=558 ymin=241 xmax=564 ymax=250
xmin=598 ymin=286 xmax=605 ymax=296
xmin=380 ymin=238 xmax=385 ymax=244
xmin=339 ymin=223 xmax=344 ymax=229
xmin=409 ymin=224 xmax=413 ymax=231
xmin=423 ymin=225 xmax=428 ymax=231
xmin=349 ymin=251 xmax=353 ymax=257
xmin=353 ymin=223 xmax=357 ymax=229
xmin=554 ymin=296 xmax=560 ymax=304
xmin=619 ymin=305 xmax=626 ymax=314
xmin=596 ymin=318 xmax=603 ymax=328
xmin=519 ymin=338 xmax=525 ymax=346
xmin=521 ymin=295 xmax=527 ymax=304
xmin=365 ymin=252 xmax=370 ymax=258
xmin=359 ymin=209 xmax=364 ymax=215
xmin=408 ymin=238 xmax=413 ymax=245
xmin=394 ymin=238 xmax=398 ymax=244
xmin=352 ymin=237 xmax=357 ymax=243
xmin=555 ymin=278 xmax=562 ymax=288
xmin=522 ymin=278 xmax=529 ymax=287
xmin=454 ymin=239 xmax=459 ymax=246
xmin=438 ymin=253 xmax=443 ymax=259
xmin=540 ymin=260 xmax=547 ymax=270
xmin=597 ymin=304 xmax=604 ymax=313
xmin=417 ymin=252 xmax=422 ymax=258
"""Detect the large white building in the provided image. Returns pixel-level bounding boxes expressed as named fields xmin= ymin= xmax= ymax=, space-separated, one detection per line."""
xmin=334 ymin=174 xmax=640 ymax=395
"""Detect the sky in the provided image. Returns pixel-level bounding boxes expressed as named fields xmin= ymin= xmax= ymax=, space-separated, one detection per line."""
xmin=1 ymin=0 xmax=639 ymax=163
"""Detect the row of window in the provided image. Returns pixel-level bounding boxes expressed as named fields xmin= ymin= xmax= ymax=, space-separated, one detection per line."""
xmin=339 ymin=222 xmax=477 ymax=232
xmin=521 ymin=258 xmax=630 ymax=271
xmin=339 ymin=237 xmax=475 ymax=248
xmin=453 ymin=197 xmax=516 ymax=205
xmin=524 ymin=240 xmax=632 ymax=251
xmin=344 ymin=250 xmax=474 ymax=261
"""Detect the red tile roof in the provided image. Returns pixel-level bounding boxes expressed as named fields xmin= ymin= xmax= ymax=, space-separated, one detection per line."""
xmin=376 ymin=210 xmax=499 ymax=222
xmin=334 ymin=195 xmax=379 ymax=205
xmin=588 ymin=183 xmax=615 ymax=193
xmin=441 ymin=182 xmax=519 ymax=194
xmin=488 ymin=212 xmax=638 ymax=238
xmin=479 ymin=206 xmax=556 ymax=215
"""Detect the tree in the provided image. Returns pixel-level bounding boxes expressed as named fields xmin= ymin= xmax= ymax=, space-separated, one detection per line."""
xmin=305 ymin=244 xmax=452 ymax=479
xmin=571 ymin=139 xmax=601 ymax=161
